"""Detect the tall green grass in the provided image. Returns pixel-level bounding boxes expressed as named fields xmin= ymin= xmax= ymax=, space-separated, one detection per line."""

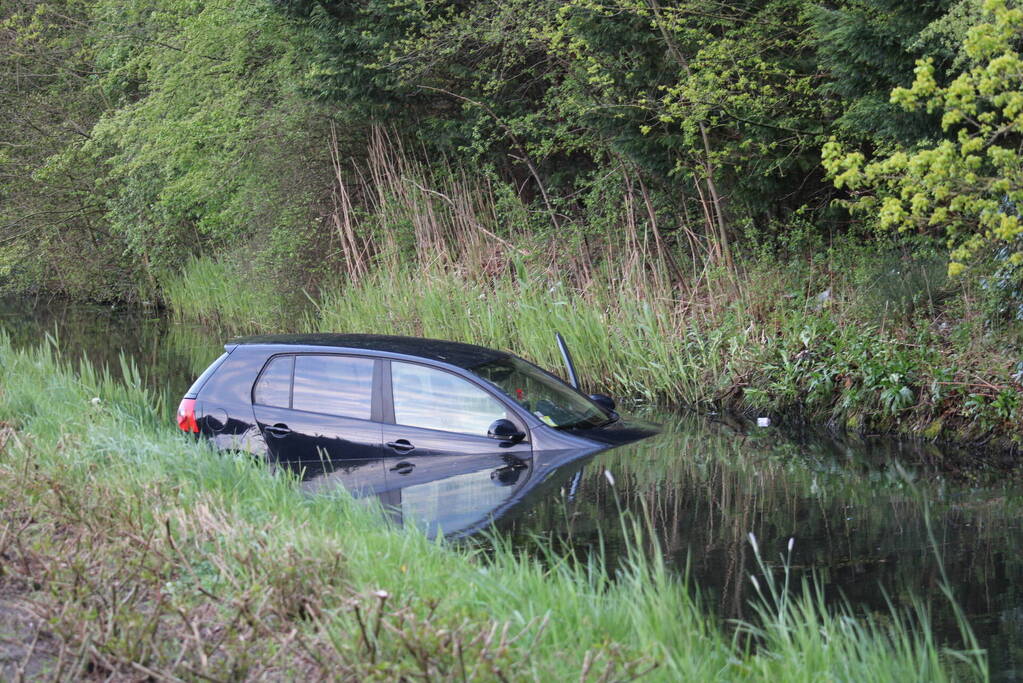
xmin=312 ymin=263 xmax=752 ymax=406
xmin=162 ymin=256 xmax=292 ymax=330
xmin=0 ymin=334 xmax=987 ymax=679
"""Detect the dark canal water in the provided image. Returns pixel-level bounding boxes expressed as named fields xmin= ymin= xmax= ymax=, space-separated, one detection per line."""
xmin=4 ymin=296 xmax=1023 ymax=678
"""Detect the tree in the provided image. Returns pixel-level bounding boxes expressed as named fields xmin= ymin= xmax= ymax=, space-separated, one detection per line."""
xmin=0 ymin=0 xmax=136 ymax=299
xmin=279 ymin=0 xmax=833 ymax=267
xmin=823 ymin=0 xmax=1023 ymax=277
xmin=810 ymin=0 xmax=956 ymax=145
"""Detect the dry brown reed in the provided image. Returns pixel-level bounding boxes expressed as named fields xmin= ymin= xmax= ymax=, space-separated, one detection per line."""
xmin=326 ymin=124 xmax=728 ymax=303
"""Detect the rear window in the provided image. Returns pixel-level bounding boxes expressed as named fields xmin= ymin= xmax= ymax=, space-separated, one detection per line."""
xmin=185 ymin=352 xmax=229 ymax=398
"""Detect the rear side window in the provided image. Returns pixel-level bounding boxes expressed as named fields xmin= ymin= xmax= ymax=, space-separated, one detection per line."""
xmin=253 ymin=355 xmax=294 ymax=408
xmin=293 ymin=355 xmax=374 ymax=419
xmin=391 ymin=362 xmax=506 ymax=435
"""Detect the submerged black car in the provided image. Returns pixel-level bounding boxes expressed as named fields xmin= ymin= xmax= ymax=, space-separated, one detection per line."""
xmin=176 ymin=334 xmax=657 ymax=471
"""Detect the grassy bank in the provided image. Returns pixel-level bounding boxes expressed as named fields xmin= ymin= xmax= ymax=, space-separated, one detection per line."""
xmin=0 ymin=336 xmax=986 ymax=679
xmin=166 ymin=243 xmax=1023 ymax=448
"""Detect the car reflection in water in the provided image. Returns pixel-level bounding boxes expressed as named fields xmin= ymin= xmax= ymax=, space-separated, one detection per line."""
xmin=295 ymin=445 xmax=611 ymax=538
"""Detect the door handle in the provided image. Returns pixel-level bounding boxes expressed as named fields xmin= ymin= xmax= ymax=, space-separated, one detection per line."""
xmin=265 ymin=423 xmax=291 ymax=437
xmin=389 ymin=461 xmax=415 ymax=474
xmin=386 ymin=439 xmax=415 ymax=453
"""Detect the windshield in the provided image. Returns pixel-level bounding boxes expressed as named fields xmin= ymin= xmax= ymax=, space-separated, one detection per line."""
xmin=470 ymin=357 xmax=609 ymax=429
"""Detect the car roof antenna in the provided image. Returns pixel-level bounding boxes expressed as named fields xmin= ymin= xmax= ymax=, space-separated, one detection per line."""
xmin=555 ymin=332 xmax=580 ymax=390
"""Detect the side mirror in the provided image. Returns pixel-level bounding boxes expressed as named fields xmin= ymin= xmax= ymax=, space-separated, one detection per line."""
xmin=488 ymin=418 xmax=525 ymax=444
xmin=589 ymin=394 xmax=616 ymax=413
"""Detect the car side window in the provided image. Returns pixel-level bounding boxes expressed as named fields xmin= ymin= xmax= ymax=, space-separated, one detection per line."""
xmin=391 ymin=361 xmax=506 ymax=436
xmin=293 ymin=355 xmax=374 ymax=419
xmin=253 ymin=355 xmax=293 ymax=408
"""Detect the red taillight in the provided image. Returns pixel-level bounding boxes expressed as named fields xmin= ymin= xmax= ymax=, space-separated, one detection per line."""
xmin=177 ymin=398 xmax=199 ymax=433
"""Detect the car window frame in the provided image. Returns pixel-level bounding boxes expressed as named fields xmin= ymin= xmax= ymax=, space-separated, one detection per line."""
xmin=251 ymin=352 xmax=385 ymax=423
xmin=382 ymin=359 xmax=529 ymax=440
xmin=251 ymin=353 xmax=295 ymax=409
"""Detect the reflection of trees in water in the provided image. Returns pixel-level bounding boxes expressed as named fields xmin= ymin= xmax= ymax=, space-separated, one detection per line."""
xmin=499 ymin=412 xmax=1023 ymax=670
xmin=2 ymin=296 xmax=226 ymax=414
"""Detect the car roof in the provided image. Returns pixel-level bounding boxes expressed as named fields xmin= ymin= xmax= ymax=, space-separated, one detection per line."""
xmin=227 ymin=333 xmax=512 ymax=369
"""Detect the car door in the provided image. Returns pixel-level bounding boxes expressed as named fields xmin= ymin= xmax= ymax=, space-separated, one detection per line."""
xmin=381 ymin=360 xmax=531 ymax=485
xmin=251 ymin=353 xmax=385 ymax=489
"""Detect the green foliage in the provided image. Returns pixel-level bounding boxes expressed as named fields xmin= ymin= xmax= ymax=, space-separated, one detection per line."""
xmin=0 ymin=0 xmax=142 ymax=299
xmin=978 ymin=239 xmax=1023 ymax=322
xmin=823 ymin=0 xmax=1023 ymax=278
xmin=810 ymin=0 xmax=956 ymax=143
xmin=75 ymin=0 xmax=327 ymax=278
xmin=1 ymin=0 xmax=339 ymax=298
xmin=281 ymin=0 xmax=832 ymax=242
xmin=161 ymin=256 xmax=300 ymax=330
